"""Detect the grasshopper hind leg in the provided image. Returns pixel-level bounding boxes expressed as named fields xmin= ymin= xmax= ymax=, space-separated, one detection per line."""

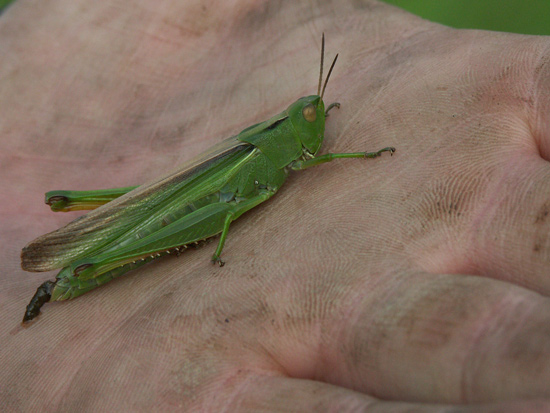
xmin=22 ymin=280 xmax=55 ymax=323
xmin=22 ymin=260 xmax=150 ymax=323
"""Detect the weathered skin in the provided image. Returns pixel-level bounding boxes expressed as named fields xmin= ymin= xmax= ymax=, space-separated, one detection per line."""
xmin=1 ymin=0 xmax=550 ymax=411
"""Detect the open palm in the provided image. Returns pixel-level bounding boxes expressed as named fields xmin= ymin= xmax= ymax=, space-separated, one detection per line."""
xmin=1 ymin=1 xmax=549 ymax=411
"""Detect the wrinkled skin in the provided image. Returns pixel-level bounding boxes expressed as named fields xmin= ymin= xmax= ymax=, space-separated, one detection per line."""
xmin=1 ymin=0 xmax=550 ymax=411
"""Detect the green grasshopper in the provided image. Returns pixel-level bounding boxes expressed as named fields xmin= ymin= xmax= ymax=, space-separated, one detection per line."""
xmin=21 ymin=36 xmax=395 ymax=323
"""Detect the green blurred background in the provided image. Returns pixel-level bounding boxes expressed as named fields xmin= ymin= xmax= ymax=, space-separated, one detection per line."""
xmin=382 ymin=0 xmax=550 ymax=35
xmin=0 ymin=0 xmax=549 ymax=35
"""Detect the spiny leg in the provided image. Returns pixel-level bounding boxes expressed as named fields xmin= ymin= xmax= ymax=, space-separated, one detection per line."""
xmin=68 ymin=191 xmax=276 ymax=279
xmin=70 ymin=202 xmax=242 ymax=280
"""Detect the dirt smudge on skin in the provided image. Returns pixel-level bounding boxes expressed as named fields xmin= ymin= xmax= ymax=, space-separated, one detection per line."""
xmin=534 ymin=201 xmax=550 ymax=224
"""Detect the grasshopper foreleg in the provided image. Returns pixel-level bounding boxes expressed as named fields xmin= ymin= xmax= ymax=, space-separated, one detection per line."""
xmin=325 ymin=102 xmax=340 ymax=117
xmin=290 ymin=147 xmax=395 ymax=170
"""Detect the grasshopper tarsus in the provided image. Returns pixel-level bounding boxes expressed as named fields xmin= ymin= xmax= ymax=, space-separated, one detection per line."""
xmin=364 ymin=147 xmax=395 ymax=159
xmin=376 ymin=147 xmax=395 ymax=155
xmin=211 ymin=254 xmax=225 ymax=267
xmin=325 ymin=102 xmax=340 ymax=117
xmin=22 ymin=280 xmax=55 ymax=323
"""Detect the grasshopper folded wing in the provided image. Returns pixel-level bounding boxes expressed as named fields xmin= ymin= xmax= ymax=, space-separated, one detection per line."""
xmin=21 ymin=136 xmax=251 ymax=272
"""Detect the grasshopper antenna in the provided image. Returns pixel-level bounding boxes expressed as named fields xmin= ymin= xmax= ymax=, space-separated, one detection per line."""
xmin=317 ymin=33 xmax=325 ymax=96
xmin=321 ymin=53 xmax=338 ymax=100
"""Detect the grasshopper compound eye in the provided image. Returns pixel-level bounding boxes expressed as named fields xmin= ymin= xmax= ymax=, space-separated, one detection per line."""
xmin=302 ymin=103 xmax=316 ymax=122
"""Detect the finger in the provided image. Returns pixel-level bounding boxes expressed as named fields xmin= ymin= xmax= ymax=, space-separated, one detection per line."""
xmin=465 ymin=155 xmax=550 ymax=294
xmin=230 ymin=375 xmax=550 ymax=413
xmin=532 ymin=43 xmax=550 ymax=161
xmin=267 ymin=271 xmax=550 ymax=403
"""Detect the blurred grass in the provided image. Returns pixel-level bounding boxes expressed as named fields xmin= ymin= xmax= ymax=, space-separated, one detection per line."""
xmin=0 ymin=0 xmax=14 ymax=11
xmin=0 ymin=0 xmax=548 ymax=36
xmin=382 ymin=0 xmax=550 ymax=35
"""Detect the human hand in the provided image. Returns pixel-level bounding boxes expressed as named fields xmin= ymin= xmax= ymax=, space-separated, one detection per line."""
xmin=1 ymin=0 xmax=549 ymax=411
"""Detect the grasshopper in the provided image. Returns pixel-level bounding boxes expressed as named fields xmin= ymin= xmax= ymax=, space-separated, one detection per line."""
xmin=21 ymin=36 xmax=395 ymax=323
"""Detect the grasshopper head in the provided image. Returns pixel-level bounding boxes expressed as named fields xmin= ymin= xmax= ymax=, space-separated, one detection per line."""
xmin=288 ymin=35 xmax=338 ymax=156
xmin=287 ymin=95 xmax=326 ymax=155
